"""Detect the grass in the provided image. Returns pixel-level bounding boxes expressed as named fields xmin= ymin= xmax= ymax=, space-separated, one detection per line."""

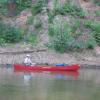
xmin=84 ymin=20 xmax=100 ymax=46
xmin=95 ymin=10 xmax=100 ymax=16
xmin=31 ymin=0 xmax=43 ymax=15
xmin=0 ymin=21 xmax=23 ymax=44
xmin=26 ymin=33 xmax=37 ymax=45
xmin=54 ymin=2 xmax=85 ymax=18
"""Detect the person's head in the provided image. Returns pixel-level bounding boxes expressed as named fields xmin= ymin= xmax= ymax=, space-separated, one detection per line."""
xmin=26 ymin=54 xmax=31 ymax=58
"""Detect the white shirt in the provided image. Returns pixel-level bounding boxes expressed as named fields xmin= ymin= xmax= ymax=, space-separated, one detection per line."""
xmin=24 ymin=57 xmax=32 ymax=66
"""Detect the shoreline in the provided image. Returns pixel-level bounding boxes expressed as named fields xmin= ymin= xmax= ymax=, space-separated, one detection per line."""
xmin=0 ymin=43 xmax=99 ymax=67
xmin=0 ymin=64 xmax=100 ymax=69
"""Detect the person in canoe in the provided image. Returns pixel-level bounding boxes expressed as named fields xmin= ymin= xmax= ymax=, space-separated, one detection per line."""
xmin=24 ymin=54 xmax=36 ymax=66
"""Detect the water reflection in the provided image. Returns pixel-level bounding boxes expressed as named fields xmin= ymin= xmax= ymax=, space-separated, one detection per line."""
xmin=50 ymin=71 xmax=79 ymax=79
xmin=0 ymin=66 xmax=100 ymax=100
xmin=23 ymin=73 xmax=32 ymax=86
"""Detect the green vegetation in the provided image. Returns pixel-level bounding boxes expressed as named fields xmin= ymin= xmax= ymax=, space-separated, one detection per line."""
xmin=0 ymin=0 xmax=100 ymax=52
xmin=85 ymin=36 xmax=96 ymax=49
xmin=48 ymin=10 xmax=55 ymax=23
xmin=48 ymin=18 xmax=96 ymax=53
xmin=0 ymin=0 xmax=8 ymax=16
xmin=33 ymin=16 xmax=42 ymax=28
xmin=84 ymin=20 xmax=100 ymax=46
xmin=16 ymin=0 xmax=32 ymax=11
xmin=26 ymin=16 xmax=34 ymax=25
xmin=95 ymin=10 xmax=100 ymax=16
xmin=0 ymin=0 xmax=7 ymax=3
xmin=71 ymin=20 xmax=81 ymax=33
xmin=93 ymin=0 xmax=100 ymax=6
xmin=26 ymin=33 xmax=37 ymax=45
xmin=84 ymin=20 xmax=93 ymax=29
xmin=48 ymin=19 xmax=72 ymax=53
xmin=31 ymin=0 xmax=44 ymax=16
xmin=0 ymin=21 xmax=23 ymax=44
xmin=0 ymin=0 xmax=32 ymax=15
xmin=54 ymin=2 xmax=85 ymax=17
xmin=0 ymin=21 xmax=38 ymax=45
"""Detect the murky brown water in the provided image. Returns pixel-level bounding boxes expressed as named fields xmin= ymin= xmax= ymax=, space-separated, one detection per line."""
xmin=0 ymin=66 xmax=100 ymax=100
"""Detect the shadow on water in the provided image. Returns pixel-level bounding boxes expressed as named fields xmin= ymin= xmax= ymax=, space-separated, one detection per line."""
xmin=0 ymin=64 xmax=12 ymax=68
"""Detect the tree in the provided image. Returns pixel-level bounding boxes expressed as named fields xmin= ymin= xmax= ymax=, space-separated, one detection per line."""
xmin=7 ymin=0 xmax=16 ymax=16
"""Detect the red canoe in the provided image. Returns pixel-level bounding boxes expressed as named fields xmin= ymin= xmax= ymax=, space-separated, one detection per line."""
xmin=14 ymin=64 xmax=80 ymax=71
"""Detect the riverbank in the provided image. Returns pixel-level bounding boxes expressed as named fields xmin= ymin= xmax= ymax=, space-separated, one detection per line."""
xmin=0 ymin=43 xmax=100 ymax=68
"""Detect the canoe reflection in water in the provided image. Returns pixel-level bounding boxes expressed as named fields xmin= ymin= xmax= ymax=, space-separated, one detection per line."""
xmin=50 ymin=71 xmax=79 ymax=79
xmin=14 ymin=68 xmax=79 ymax=80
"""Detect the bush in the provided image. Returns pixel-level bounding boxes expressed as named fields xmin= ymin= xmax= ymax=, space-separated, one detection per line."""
xmin=0 ymin=22 xmax=23 ymax=44
xmin=16 ymin=0 xmax=32 ymax=11
xmin=31 ymin=0 xmax=43 ymax=15
xmin=27 ymin=16 xmax=34 ymax=25
xmin=26 ymin=33 xmax=37 ymax=44
xmin=92 ymin=22 xmax=100 ymax=33
xmin=54 ymin=2 xmax=85 ymax=17
xmin=92 ymin=31 xmax=100 ymax=46
xmin=48 ymin=17 xmax=96 ymax=53
xmin=48 ymin=19 xmax=73 ymax=53
xmin=93 ymin=0 xmax=100 ymax=6
xmin=84 ymin=21 xmax=100 ymax=46
xmin=85 ymin=37 xmax=96 ymax=49
xmin=95 ymin=10 xmax=100 ymax=16
xmin=33 ymin=16 xmax=42 ymax=28
xmin=48 ymin=24 xmax=56 ymax=36
xmin=47 ymin=10 xmax=55 ymax=23
xmin=71 ymin=20 xmax=81 ymax=33
xmin=0 ymin=1 xmax=8 ymax=16
xmin=0 ymin=0 xmax=7 ymax=3
xmin=84 ymin=20 xmax=93 ymax=28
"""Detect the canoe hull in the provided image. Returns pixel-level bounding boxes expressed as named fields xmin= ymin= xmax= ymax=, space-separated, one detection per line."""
xmin=14 ymin=64 xmax=80 ymax=72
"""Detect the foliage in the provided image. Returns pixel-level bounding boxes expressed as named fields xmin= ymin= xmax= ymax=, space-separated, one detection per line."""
xmin=26 ymin=33 xmax=37 ymax=44
xmin=85 ymin=36 xmax=96 ymax=49
xmin=47 ymin=10 xmax=55 ymax=23
xmin=71 ymin=20 xmax=81 ymax=33
xmin=54 ymin=1 xmax=85 ymax=17
xmin=93 ymin=0 xmax=100 ymax=6
xmin=0 ymin=1 xmax=8 ymax=16
xmin=0 ymin=7 xmax=8 ymax=16
xmin=84 ymin=20 xmax=100 ymax=46
xmin=0 ymin=0 xmax=32 ymax=15
xmin=27 ymin=15 xmax=42 ymax=28
xmin=16 ymin=0 xmax=32 ymax=11
xmin=84 ymin=20 xmax=93 ymax=28
xmin=0 ymin=0 xmax=7 ymax=3
xmin=31 ymin=0 xmax=44 ymax=15
xmin=26 ymin=16 xmax=34 ymax=25
xmin=48 ymin=17 xmax=96 ymax=53
xmin=92 ymin=31 xmax=100 ymax=46
xmin=95 ymin=10 xmax=100 ymax=16
xmin=48 ymin=19 xmax=73 ymax=53
xmin=48 ymin=24 xmax=55 ymax=37
xmin=0 ymin=21 xmax=23 ymax=44
xmin=92 ymin=22 xmax=100 ymax=33
xmin=33 ymin=16 xmax=42 ymax=28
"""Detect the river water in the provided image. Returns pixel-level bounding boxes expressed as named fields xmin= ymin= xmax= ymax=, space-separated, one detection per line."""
xmin=0 ymin=66 xmax=100 ymax=100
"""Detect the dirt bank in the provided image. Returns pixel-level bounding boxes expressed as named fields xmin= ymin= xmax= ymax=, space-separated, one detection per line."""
xmin=0 ymin=43 xmax=100 ymax=68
